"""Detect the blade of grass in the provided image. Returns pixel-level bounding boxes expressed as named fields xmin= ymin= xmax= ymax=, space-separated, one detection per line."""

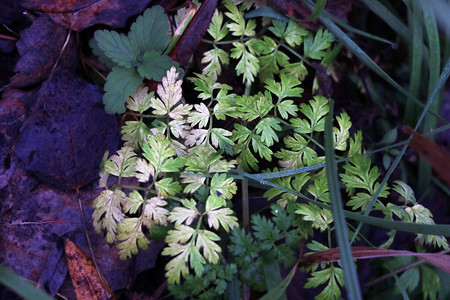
xmin=404 ymin=0 xmax=423 ymax=125
xmin=324 ymin=99 xmax=362 ymax=300
xmin=229 ymin=166 xmax=450 ymax=236
xmin=359 ymin=0 xmax=411 ymax=43
xmin=418 ymin=1 xmax=441 ymax=194
xmin=350 ymin=56 xmax=450 ymax=243
xmin=301 ymin=0 xmax=445 ymax=123
xmin=0 ymin=265 xmax=53 ymax=300
xmin=262 ymin=260 xmax=287 ymax=300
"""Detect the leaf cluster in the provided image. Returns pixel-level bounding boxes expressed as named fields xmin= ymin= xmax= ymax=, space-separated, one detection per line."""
xmin=91 ymin=6 xmax=179 ymax=114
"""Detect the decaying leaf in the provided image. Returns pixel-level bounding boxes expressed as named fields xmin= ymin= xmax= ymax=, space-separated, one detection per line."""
xmin=404 ymin=126 xmax=450 ymax=186
xmin=64 ymin=238 xmax=113 ymax=300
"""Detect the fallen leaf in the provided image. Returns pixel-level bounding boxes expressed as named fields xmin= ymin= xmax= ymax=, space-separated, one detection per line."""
xmin=14 ymin=67 xmax=120 ymax=190
xmin=64 ymin=238 xmax=113 ymax=300
xmin=299 ymin=247 xmax=450 ymax=273
xmin=20 ymin=0 xmax=153 ymax=31
xmin=9 ymin=14 xmax=78 ymax=88
xmin=403 ymin=125 xmax=450 ymax=186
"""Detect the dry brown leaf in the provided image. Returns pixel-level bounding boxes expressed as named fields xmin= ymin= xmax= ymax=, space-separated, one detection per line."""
xmin=300 ymin=247 xmax=450 ymax=273
xmin=404 ymin=125 xmax=450 ymax=186
xmin=64 ymin=238 xmax=113 ymax=300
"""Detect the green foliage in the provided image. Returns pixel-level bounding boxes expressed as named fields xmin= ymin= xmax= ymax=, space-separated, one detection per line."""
xmin=91 ymin=6 xmax=179 ymax=114
xmin=91 ymin=2 xmax=448 ymax=299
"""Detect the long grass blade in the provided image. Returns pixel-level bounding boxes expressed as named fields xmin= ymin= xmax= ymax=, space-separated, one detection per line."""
xmin=0 ymin=265 xmax=53 ymax=300
xmin=324 ymin=100 xmax=362 ymax=300
xmin=403 ymin=0 xmax=423 ymax=125
xmin=418 ymin=1 xmax=441 ymax=193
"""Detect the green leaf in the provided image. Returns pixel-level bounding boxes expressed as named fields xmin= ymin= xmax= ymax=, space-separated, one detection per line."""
xmin=168 ymin=198 xmax=200 ymax=225
xmin=231 ymin=41 xmax=260 ymax=85
xmin=292 ymin=95 xmax=329 ymax=133
xmin=255 ymin=117 xmax=282 ymax=147
xmin=142 ymin=196 xmax=169 ymax=227
xmin=89 ymin=38 xmax=115 ymax=68
xmin=137 ymin=51 xmax=178 ymax=81
xmin=304 ymin=266 xmax=343 ymax=300
xmin=155 ymin=177 xmax=182 ymax=197
xmin=210 ymin=128 xmax=234 ymax=155
xmin=392 ymin=180 xmax=416 ymax=204
xmin=94 ymin=30 xmax=138 ymax=68
xmin=210 ymin=173 xmax=237 ymax=200
xmin=196 ymin=229 xmax=222 ymax=264
xmin=117 ymin=218 xmax=150 ymax=259
xmin=104 ymin=67 xmax=143 ymax=114
xmin=303 ymin=29 xmax=334 ymax=60
xmin=202 ymin=46 xmax=230 ymax=80
xmin=282 ymin=62 xmax=308 ymax=80
xmin=333 ymin=112 xmax=351 ymax=151
xmin=295 ymin=203 xmax=332 ymax=232
xmin=398 ymin=267 xmax=420 ymax=293
xmin=265 ymin=72 xmax=303 ymax=101
xmin=104 ymin=146 xmax=137 ymax=178
xmin=235 ymin=92 xmax=274 ymax=121
xmin=126 ymin=85 xmax=153 ymax=114
xmin=225 ymin=0 xmax=256 ymax=37
xmin=92 ymin=189 xmax=126 ymax=243
xmin=269 ymin=19 xmax=309 ymax=47
xmin=276 ymin=100 xmax=298 ymax=119
xmin=208 ymin=10 xmax=229 ymax=42
xmin=125 ymin=190 xmax=144 ymax=214
xmin=121 ymin=120 xmax=151 ymax=150
xmin=128 ymin=6 xmax=169 ymax=54
xmin=142 ymin=135 xmax=179 ymax=173
xmin=421 ymin=265 xmax=441 ymax=300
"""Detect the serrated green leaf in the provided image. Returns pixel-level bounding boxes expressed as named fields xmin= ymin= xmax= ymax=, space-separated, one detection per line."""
xmin=270 ymin=19 xmax=309 ymax=47
xmin=255 ymin=117 xmax=281 ymax=147
xmin=251 ymin=134 xmax=273 ymax=161
xmin=303 ymin=29 xmax=334 ymax=60
xmin=168 ymin=199 xmax=200 ymax=225
xmin=92 ymin=189 xmax=126 ymax=243
xmin=126 ymin=84 xmax=154 ymax=114
xmin=135 ymin=158 xmax=154 ymax=183
xmin=142 ymin=135 xmax=177 ymax=173
xmin=265 ymin=72 xmax=303 ymax=101
xmin=295 ymin=203 xmax=332 ymax=232
xmin=333 ymin=112 xmax=351 ymax=151
xmin=155 ymin=177 xmax=182 ymax=197
xmin=276 ymin=100 xmax=298 ymax=119
xmin=392 ymin=180 xmax=416 ymax=204
xmin=210 ymin=128 xmax=235 ymax=155
xmin=104 ymin=67 xmax=143 ymax=114
xmin=304 ymin=265 xmax=343 ymax=300
xmin=202 ymin=46 xmax=230 ymax=80
xmin=125 ymin=190 xmax=144 ymax=214
xmin=142 ymin=196 xmax=169 ymax=227
xmin=89 ymin=38 xmax=115 ymax=68
xmin=225 ymin=0 xmax=256 ymax=37
xmin=231 ymin=41 xmax=260 ymax=85
xmin=210 ymin=173 xmax=237 ymax=200
xmin=104 ymin=146 xmax=137 ymax=178
xmin=121 ymin=120 xmax=151 ymax=150
xmin=137 ymin=51 xmax=178 ymax=81
xmin=128 ymin=6 xmax=169 ymax=54
xmin=282 ymin=62 xmax=308 ymax=80
xmin=94 ymin=30 xmax=138 ymax=68
xmin=116 ymin=217 xmax=150 ymax=259
xmin=208 ymin=10 xmax=229 ymax=41
xmin=196 ymin=229 xmax=222 ymax=264
xmin=293 ymin=95 xmax=329 ymax=133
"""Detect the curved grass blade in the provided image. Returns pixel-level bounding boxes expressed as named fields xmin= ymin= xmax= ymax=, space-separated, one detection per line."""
xmin=324 ymin=100 xmax=362 ymax=300
xmin=0 ymin=265 xmax=53 ymax=300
